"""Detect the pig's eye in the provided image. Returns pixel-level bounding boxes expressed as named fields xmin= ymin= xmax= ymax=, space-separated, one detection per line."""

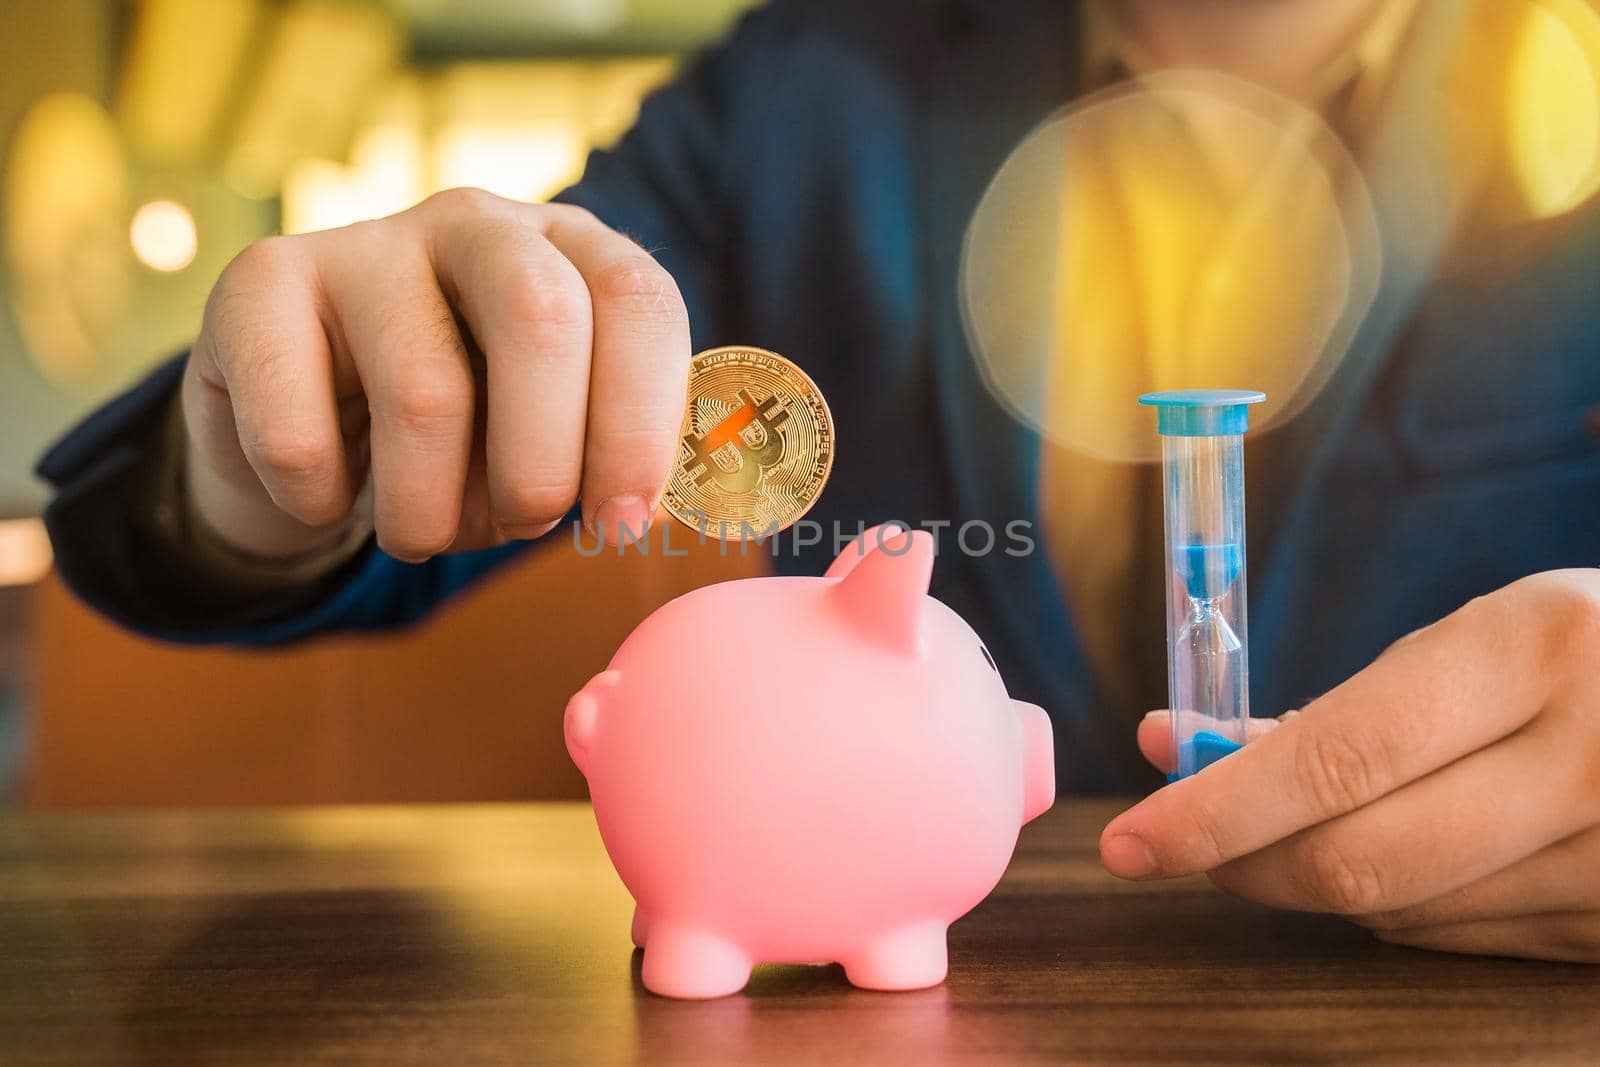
xmin=979 ymin=644 xmax=998 ymax=672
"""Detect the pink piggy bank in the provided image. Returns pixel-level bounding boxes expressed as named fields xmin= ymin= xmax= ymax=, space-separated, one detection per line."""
xmin=565 ymin=525 xmax=1055 ymax=999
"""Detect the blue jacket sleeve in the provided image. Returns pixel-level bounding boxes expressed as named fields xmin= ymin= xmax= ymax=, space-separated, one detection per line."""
xmin=35 ymin=2 xmax=794 ymax=645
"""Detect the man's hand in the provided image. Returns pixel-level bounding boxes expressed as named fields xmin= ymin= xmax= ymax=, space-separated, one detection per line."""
xmin=1100 ymin=569 xmax=1600 ymax=963
xmin=181 ymin=188 xmax=691 ymax=564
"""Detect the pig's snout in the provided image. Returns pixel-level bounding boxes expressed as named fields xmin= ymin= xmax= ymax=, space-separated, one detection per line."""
xmin=1014 ymin=700 xmax=1055 ymax=823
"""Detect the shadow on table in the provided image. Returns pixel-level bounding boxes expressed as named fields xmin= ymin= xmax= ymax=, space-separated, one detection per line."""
xmin=119 ymin=890 xmax=485 ymax=1066
xmin=628 ymin=951 xmax=954 ymax=1066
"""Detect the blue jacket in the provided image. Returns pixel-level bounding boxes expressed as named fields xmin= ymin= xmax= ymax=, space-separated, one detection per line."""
xmin=36 ymin=1 xmax=1600 ymax=792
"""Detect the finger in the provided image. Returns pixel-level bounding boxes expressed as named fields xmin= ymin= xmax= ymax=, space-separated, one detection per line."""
xmin=1208 ymin=717 xmax=1593 ymax=914
xmin=324 ymin=239 xmax=475 ymax=562
xmin=443 ymin=366 xmax=559 ymax=553
xmin=201 ymin=237 xmax=355 ymax=527
xmin=449 ymin=365 xmax=516 ymax=553
xmin=1136 ymin=711 xmax=1288 ymax=773
xmin=424 ymin=191 xmax=594 ymax=538
xmin=1101 ymin=591 xmax=1549 ymax=879
xmin=546 ymin=206 xmax=690 ymax=544
xmin=1357 ymin=824 xmax=1600 ymax=930
xmin=1374 ymin=912 xmax=1600 ymax=964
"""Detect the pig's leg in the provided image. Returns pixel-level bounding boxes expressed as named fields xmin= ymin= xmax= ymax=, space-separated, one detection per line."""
xmin=631 ymin=906 xmax=649 ymax=949
xmin=640 ymin=924 xmax=751 ymax=999
xmin=843 ymin=921 xmax=949 ymax=991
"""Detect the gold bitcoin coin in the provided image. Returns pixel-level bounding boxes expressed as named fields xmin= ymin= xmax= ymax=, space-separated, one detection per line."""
xmin=662 ymin=346 xmax=835 ymax=540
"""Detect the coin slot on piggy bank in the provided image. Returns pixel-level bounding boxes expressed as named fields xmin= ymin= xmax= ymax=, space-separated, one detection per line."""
xmin=565 ymin=524 xmax=1056 ymax=999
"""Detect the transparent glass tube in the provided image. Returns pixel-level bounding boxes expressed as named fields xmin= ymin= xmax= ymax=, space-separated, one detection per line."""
xmin=1161 ymin=431 xmax=1250 ymax=780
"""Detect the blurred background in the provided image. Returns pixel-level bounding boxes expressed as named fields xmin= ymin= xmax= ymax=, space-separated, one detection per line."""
xmin=6 ymin=0 xmax=1600 ymax=810
xmin=0 ymin=0 xmax=764 ymax=808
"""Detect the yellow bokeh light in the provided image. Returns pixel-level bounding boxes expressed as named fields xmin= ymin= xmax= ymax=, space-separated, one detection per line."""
xmin=434 ymin=121 xmax=588 ymax=205
xmin=1504 ymin=0 xmax=1600 ymax=217
xmin=117 ymin=0 xmax=263 ymax=167
xmin=129 ymin=199 xmax=198 ymax=272
xmin=1448 ymin=0 xmax=1600 ymax=227
xmin=279 ymin=60 xmax=677 ymax=233
xmin=962 ymin=72 xmax=1381 ymax=464
xmin=282 ymin=123 xmax=425 ymax=235
xmin=220 ymin=1 xmax=403 ymax=197
xmin=2 ymin=91 xmax=130 ymax=384
xmin=0 ymin=518 xmax=53 ymax=587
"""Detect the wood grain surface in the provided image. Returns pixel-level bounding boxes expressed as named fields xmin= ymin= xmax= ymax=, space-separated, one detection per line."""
xmin=2 ymin=800 xmax=1597 ymax=1065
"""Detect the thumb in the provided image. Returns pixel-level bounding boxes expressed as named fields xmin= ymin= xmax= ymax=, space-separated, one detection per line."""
xmin=1135 ymin=709 xmax=1295 ymax=774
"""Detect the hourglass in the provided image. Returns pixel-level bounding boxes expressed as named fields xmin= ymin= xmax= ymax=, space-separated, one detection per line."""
xmin=1139 ymin=390 xmax=1265 ymax=781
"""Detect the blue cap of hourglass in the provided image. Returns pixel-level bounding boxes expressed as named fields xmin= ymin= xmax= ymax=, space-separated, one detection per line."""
xmin=1137 ymin=389 xmax=1265 ymax=436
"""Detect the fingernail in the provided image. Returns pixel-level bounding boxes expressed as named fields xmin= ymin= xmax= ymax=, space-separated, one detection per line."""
xmin=495 ymin=519 xmax=561 ymax=542
xmin=1142 ymin=709 xmax=1168 ymax=721
xmin=1102 ymin=833 xmax=1159 ymax=879
xmin=593 ymin=493 xmax=650 ymax=546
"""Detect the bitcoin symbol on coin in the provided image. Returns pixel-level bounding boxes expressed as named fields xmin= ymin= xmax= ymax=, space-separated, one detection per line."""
xmin=682 ymin=387 xmax=789 ymax=494
xmin=663 ymin=346 xmax=835 ymax=540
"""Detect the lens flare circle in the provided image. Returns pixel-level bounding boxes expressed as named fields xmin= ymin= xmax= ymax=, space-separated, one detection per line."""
xmin=960 ymin=70 xmax=1382 ymax=463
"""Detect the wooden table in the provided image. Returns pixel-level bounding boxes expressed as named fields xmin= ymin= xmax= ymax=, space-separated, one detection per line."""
xmin=3 ymin=801 xmax=1597 ymax=1065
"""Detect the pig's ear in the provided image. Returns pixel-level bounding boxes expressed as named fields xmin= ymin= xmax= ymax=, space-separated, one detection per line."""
xmin=830 ymin=528 xmax=934 ymax=656
xmin=825 ymin=523 xmax=909 ymax=579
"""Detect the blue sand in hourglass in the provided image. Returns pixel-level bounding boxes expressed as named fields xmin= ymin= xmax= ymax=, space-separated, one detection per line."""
xmin=1170 ymin=541 xmax=1245 ymax=781
xmin=1176 ymin=542 xmax=1240 ymax=601
xmin=1175 ymin=731 xmax=1244 ymax=782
